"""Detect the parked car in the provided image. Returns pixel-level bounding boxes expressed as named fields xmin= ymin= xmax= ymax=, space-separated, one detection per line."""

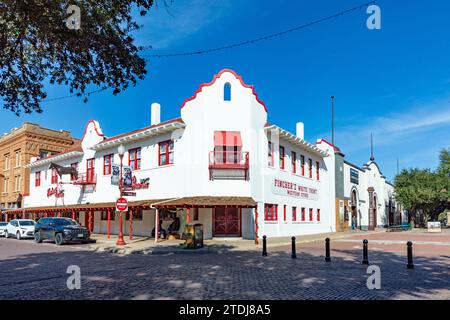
xmin=34 ymin=217 xmax=90 ymax=245
xmin=4 ymin=219 xmax=36 ymax=240
xmin=0 ymin=222 xmax=7 ymax=237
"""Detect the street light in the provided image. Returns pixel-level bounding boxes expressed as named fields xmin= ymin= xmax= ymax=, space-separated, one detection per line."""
xmin=116 ymin=144 xmax=126 ymax=246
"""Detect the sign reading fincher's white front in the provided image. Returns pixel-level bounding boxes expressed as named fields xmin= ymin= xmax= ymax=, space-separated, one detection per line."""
xmin=272 ymin=178 xmax=318 ymax=200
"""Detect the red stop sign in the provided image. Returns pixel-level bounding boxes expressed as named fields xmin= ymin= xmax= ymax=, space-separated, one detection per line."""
xmin=115 ymin=197 xmax=128 ymax=211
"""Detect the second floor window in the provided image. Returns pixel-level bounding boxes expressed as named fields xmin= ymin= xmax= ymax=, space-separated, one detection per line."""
xmin=268 ymin=141 xmax=274 ymax=167
xmin=70 ymin=163 xmax=78 ymax=181
xmin=291 ymin=151 xmax=297 ymax=173
xmin=301 ymin=155 xmax=305 ymax=176
xmin=129 ymin=148 xmax=141 ymax=170
xmin=15 ymin=150 xmax=21 ymax=167
xmin=316 ymin=161 xmax=320 ymax=181
xmin=158 ymin=141 xmax=174 ymax=166
xmin=279 ymin=146 xmax=285 ymax=169
xmin=4 ymin=154 xmax=10 ymax=170
xmin=103 ymin=154 xmax=113 ymax=175
xmin=51 ymin=168 xmax=58 ymax=184
xmin=35 ymin=171 xmax=41 ymax=187
xmin=308 ymin=158 xmax=313 ymax=178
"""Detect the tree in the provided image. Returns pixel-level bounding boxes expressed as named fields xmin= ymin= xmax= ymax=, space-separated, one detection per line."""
xmin=0 ymin=0 xmax=156 ymax=115
xmin=394 ymin=148 xmax=450 ymax=226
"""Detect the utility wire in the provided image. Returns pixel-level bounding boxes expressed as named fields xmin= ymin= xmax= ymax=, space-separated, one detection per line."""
xmin=143 ymin=0 xmax=377 ymax=58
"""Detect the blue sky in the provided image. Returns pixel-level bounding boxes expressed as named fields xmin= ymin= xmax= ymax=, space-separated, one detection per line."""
xmin=1 ymin=0 xmax=449 ymax=181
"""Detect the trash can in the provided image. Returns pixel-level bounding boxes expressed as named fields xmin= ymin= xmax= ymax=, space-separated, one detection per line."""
xmin=184 ymin=223 xmax=203 ymax=249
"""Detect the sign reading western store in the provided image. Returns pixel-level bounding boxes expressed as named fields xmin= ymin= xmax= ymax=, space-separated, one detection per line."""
xmin=272 ymin=178 xmax=318 ymax=200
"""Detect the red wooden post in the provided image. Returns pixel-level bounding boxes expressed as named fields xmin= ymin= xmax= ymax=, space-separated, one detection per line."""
xmin=58 ymin=212 xmax=61 ymax=218
xmin=186 ymin=207 xmax=191 ymax=224
xmin=129 ymin=209 xmax=133 ymax=240
xmin=254 ymin=207 xmax=259 ymax=245
xmin=44 ymin=211 xmax=48 ymax=218
xmin=154 ymin=208 xmax=159 ymax=243
xmin=5 ymin=213 xmax=8 ymax=223
xmin=107 ymin=210 xmax=111 ymax=240
xmin=88 ymin=211 xmax=93 ymax=232
xmin=72 ymin=211 xmax=76 ymax=221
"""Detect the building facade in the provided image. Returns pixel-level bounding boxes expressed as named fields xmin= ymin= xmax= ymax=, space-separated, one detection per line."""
xmin=5 ymin=69 xmax=399 ymax=240
xmin=0 ymin=123 xmax=80 ymax=212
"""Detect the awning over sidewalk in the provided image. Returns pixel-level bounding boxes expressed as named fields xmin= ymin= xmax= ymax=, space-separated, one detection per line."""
xmin=152 ymin=196 xmax=257 ymax=208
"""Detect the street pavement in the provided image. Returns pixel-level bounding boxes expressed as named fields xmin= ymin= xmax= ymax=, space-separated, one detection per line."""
xmin=0 ymin=230 xmax=449 ymax=300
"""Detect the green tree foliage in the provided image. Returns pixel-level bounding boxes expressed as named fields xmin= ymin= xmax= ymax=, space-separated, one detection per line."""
xmin=395 ymin=148 xmax=450 ymax=225
xmin=0 ymin=0 xmax=156 ymax=115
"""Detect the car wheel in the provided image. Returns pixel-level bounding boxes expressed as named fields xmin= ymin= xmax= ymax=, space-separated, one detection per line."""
xmin=16 ymin=232 xmax=21 ymax=240
xmin=55 ymin=233 xmax=64 ymax=245
xmin=34 ymin=232 xmax=43 ymax=243
xmin=4 ymin=231 xmax=9 ymax=239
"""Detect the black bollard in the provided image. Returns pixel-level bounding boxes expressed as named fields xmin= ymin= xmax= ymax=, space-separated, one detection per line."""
xmin=262 ymin=235 xmax=267 ymax=256
xmin=291 ymin=237 xmax=297 ymax=259
xmin=362 ymin=239 xmax=369 ymax=265
xmin=325 ymin=238 xmax=331 ymax=262
xmin=407 ymin=241 xmax=414 ymax=269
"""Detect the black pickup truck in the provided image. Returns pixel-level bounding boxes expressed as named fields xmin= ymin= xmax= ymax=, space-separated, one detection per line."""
xmin=34 ymin=217 xmax=91 ymax=245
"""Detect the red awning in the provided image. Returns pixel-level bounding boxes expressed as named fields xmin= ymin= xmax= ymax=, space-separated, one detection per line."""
xmin=214 ymin=131 xmax=242 ymax=147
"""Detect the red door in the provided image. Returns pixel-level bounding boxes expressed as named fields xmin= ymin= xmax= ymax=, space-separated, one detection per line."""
xmin=213 ymin=207 xmax=241 ymax=237
xmin=86 ymin=158 xmax=95 ymax=183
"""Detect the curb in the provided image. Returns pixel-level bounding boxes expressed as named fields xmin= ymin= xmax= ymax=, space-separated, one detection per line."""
xmin=90 ymin=245 xmax=212 ymax=255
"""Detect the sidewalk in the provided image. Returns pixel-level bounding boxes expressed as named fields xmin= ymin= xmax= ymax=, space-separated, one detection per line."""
xmin=87 ymin=229 xmax=382 ymax=255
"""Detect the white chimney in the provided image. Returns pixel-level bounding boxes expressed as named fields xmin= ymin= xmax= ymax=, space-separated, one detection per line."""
xmin=151 ymin=103 xmax=161 ymax=126
xmin=296 ymin=122 xmax=304 ymax=140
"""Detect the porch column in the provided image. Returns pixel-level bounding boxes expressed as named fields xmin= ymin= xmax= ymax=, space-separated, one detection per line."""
xmin=72 ymin=210 xmax=76 ymax=221
xmin=129 ymin=208 xmax=133 ymax=240
xmin=186 ymin=207 xmax=191 ymax=224
xmin=154 ymin=208 xmax=159 ymax=243
xmin=5 ymin=213 xmax=8 ymax=223
xmin=14 ymin=214 xmax=17 ymax=220
xmin=58 ymin=212 xmax=61 ymax=217
xmin=88 ymin=211 xmax=93 ymax=232
xmin=107 ymin=210 xmax=111 ymax=240
xmin=254 ymin=206 xmax=259 ymax=245
xmin=44 ymin=211 xmax=48 ymax=218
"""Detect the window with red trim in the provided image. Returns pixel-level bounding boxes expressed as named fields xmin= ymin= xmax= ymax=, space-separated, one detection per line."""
xmin=264 ymin=203 xmax=278 ymax=221
xmin=70 ymin=163 xmax=78 ymax=181
xmin=308 ymin=158 xmax=313 ymax=178
xmin=317 ymin=209 xmax=321 ymax=222
xmin=35 ymin=171 xmax=41 ymax=187
xmin=103 ymin=154 xmax=113 ymax=175
xmin=283 ymin=205 xmax=287 ymax=221
xmin=309 ymin=208 xmax=313 ymax=221
xmin=268 ymin=141 xmax=274 ymax=167
xmin=316 ymin=161 xmax=320 ymax=180
xmin=129 ymin=148 xmax=141 ymax=170
xmin=301 ymin=207 xmax=306 ymax=221
xmin=51 ymin=168 xmax=58 ymax=184
xmin=301 ymin=155 xmax=305 ymax=176
xmin=158 ymin=141 xmax=174 ymax=166
xmin=279 ymin=146 xmax=285 ymax=169
xmin=291 ymin=151 xmax=296 ymax=173
xmin=292 ymin=206 xmax=297 ymax=221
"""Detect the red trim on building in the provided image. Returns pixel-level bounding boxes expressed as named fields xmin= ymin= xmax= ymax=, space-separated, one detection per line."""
xmin=158 ymin=140 xmax=174 ymax=166
xmin=103 ymin=154 xmax=113 ymax=175
xmin=81 ymin=120 xmax=104 ymax=141
xmin=301 ymin=155 xmax=305 ymax=176
xmin=292 ymin=206 xmax=297 ymax=221
xmin=309 ymin=208 xmax=313 ymax=221
xmin=128 ymin=148 xmax=141 ymax=170
xmin=316 ymin=161 xmax=320 ymax=181
xmin=291 ymin=151 xmax=297 ymax=174
xmin=317 ymin=209 xmax=321 ymax=222
xmin=180 ymin=69 xmax=268 ymax=112
xmin=279 ymin=146 xmax=285 ymax=170
xmin=264 ymin=203 xmax=278 ymax=221
xmin=35 ymin=171 xmax=41 ymax=187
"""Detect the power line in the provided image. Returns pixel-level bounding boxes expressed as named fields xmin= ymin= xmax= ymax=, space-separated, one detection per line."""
xmin=40 ymin=87 xmax=108 ymax=103
xmin=143 ymin=0 xmax=377 ymax=58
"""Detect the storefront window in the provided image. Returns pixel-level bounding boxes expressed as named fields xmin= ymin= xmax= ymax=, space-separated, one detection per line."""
xmin=264 ymin=203 xmax=278 ymax=221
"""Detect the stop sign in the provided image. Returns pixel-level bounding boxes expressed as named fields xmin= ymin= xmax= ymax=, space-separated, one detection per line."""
xmin=115 ymin=197 xmax=128 ymax=212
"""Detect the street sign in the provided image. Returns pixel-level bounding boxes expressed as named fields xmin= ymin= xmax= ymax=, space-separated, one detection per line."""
xmin=122 ymin=191 xmax=136 ymax=197
xmin=115 ymin=197 xmax=128 ymax=212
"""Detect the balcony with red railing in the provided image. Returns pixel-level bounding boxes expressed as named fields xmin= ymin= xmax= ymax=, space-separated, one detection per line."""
xmin=208 ymin=151 xmax=249 ymax=180
xmin=72 ymin=172 xmax=97 ymax=185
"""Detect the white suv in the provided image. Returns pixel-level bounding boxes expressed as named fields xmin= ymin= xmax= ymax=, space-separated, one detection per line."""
xmin=4 ymin=219 xmax=36 ymax=240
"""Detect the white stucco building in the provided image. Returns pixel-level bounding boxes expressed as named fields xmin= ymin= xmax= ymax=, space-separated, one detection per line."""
xmin=4 ymin=69 xmax=400 ymax=240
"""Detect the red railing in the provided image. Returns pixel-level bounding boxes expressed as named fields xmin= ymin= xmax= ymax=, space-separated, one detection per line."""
xmin=72 ymin=172 xmax=97 ymax=185
xmin=209 ymin=151 xmax=249 ymax=169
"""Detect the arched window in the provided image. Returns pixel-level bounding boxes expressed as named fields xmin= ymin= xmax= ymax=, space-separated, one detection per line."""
xmin=224 ymin=83 xmax=231 ymax=101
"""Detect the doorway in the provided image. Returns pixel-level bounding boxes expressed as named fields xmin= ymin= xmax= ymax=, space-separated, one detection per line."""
xmin=213 ymin=207 xmax=241 ymax=237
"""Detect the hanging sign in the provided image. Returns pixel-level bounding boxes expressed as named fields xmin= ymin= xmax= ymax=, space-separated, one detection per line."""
xmin=111 ymin=164 xmax=120 ymax=186
xmin=272 ymin=178 xmax=318 ymax=200
xmin=123 ymin=165 xmax=133 ymax=190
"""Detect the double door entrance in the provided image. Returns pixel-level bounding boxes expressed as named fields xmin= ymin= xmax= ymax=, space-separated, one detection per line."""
xmin=213 ymin=207 xmax=241 ymax=237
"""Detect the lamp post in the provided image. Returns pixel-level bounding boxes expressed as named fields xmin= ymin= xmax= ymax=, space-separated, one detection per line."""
xmin=116 ymin=144 xmax=126 ymax=246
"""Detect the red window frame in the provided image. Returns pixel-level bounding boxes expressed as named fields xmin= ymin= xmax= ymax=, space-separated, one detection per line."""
xmin=316 ymin=161 xmax=320 ymax=181
xmin=309 ymin=208 xmax=313 ymax=221
xmin=70 ymin=162 xmax=78 ymax=181
xmin=279 ymin=146 xmax=285 ymax=169
xmin=158 ymin=140 xmax=174 ymax=166
xmin=308 ymin=158 xmax=313 ymax=178
xmin=264 ymin=203 xmax=278 ymax=221
xmin=283 ymin=205 xmax=287 ymax=221
xmin=35 ymin=171 xmax=41 ymax=187
xmin=51 ymin=168 xmax=58 ymax=184
xmin=292 ymin=207 xmax=297 ymax=221
xmin=268 ymin=141 xmax=274 ymax=167
xmin=291 ymin=151 xmax=297 ymax=173
xmin=301 ymin=207 xmax=306 ymax=221
xmin=86 ymin=158 xmax=95 ymax=183
xmin=129 ymin=148 xmax=141 ymax=170
xmin=103 ymin=154 xmax=113 ymax=175
xmin=317 ymin=209 xmax=321 ymax=222
xmin=301 ymin=155 xmax=305 ymax=176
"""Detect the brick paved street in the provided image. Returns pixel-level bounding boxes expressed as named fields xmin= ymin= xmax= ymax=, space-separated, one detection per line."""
xmin=0 ymin=230 xmax=449 ymax=300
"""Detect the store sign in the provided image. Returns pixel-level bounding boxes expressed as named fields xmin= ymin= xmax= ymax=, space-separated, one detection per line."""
xmin=132 ymin=177 xmax=149 ymax=190
xmin=350 ymin=168 xmax=359 ymax=185
xmin=47 ymin=187 xmax=64 ymax=198
xmin=427 ymin=221 xmax=441 ymax=233
xmin=272 ymin=178 xmax=318 ymax=200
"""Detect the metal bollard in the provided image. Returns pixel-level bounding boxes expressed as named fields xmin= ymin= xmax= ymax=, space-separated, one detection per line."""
xmin=291 ymin=237 xmax=297 ymax=259
xmin=262 ymin=235 xmax=267 ymax=256
xmin=407 ymin=241 xmax=414 ymax=269
xmin=325 ymin=238 xmax=331 ymax=262
xmin=362 ymin=239 xmax=369 ymax=265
